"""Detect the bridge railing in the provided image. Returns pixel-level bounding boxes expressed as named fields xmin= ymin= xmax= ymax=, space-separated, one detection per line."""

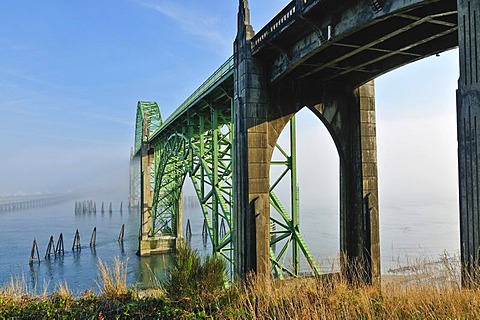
xmin=251 ymin=0 xmax=320 ymax=50
xmin=149 ymin=56 xmax=234 ymax=140
xmin=252 ymin=2 xmax=296 ymax=48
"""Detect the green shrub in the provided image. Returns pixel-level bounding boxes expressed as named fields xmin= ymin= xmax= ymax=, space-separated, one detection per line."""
xmin=164 ymin=244 xmax=226 ymax=311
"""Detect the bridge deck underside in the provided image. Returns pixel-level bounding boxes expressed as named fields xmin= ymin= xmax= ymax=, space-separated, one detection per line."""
xmin=254 ymin=0 xmax=458 ymax=87
xmin=154 ymin=79 xmax=233 ymax=139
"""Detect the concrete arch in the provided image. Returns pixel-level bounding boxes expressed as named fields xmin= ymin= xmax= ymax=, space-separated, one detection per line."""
xmin=266 ymin=103 xmax=341 ymax=277
xmin=265 ymin=80 xmax=378 ymax=280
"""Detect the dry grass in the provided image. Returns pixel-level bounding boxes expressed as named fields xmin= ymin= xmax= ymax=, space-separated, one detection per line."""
xmin=3 ymin=253 xmax=480 ymax=319
xmin=96 ymin=257 xmax=128 ymax=298
xmin=54 ymin=281 xmax=72 ymax=299
xmin=0 ymin=274 xmax=30 ymax=303
xmin=228 ymin=275 xmax=480 ymax=319
xmin=224 ymin=255 xmax=480 ymax=319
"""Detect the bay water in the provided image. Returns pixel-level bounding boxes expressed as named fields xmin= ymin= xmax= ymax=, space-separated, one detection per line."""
xmin=0 ymin=191 xmax=460 ymax=294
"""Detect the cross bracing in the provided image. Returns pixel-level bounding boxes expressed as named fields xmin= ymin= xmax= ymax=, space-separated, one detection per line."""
xmin=139 ymin=110 xmax=323 ymax=279
xmin=134 ymin=58 xmax=321 ymax=277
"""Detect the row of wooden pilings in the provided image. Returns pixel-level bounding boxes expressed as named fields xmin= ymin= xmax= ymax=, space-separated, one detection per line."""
xmin=29 ymin=224 xmax=126 ymax=265
xmin=74 ymin=200 xmax=123 ymax=215
xmin=185 ymin=218 xmax=227 ymax=245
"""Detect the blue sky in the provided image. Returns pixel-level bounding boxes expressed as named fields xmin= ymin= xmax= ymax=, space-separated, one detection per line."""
xmin=0 ymin=0 xmax=458 ymax=212
xmin=0 ymin=1 xmax=285 ymax=194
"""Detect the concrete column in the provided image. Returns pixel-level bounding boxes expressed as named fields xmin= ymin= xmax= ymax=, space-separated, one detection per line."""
xmin=457 ymin=0 xmax=480 ymax=286
xmin=140 ymin=146 xmax=154 ymax=243
xmin=176 ymin=190 xmax=184 ymax=247
xmin=233 ymin=0 xmax=271 ymax=280
xmin=324 ymin=81 xmax=380 ymax=285
xmin=358 ymin=82 xmax=381 ymax=285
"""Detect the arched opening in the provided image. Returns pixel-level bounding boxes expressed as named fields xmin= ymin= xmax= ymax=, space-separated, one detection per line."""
xmin=376 ymin=49 xmax=459 ymax=273
xmin=270 ymin=107 xmax=340 ymax=276
xmin=181 ymin=177 xmax=213 ymax=255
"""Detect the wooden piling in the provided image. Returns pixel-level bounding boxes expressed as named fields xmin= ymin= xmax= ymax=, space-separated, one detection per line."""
xmin=45 ymin=235 xmax=55 ymax=259
xmin=120 ymin=201 xmax=123 ymax=213
xmin=101 ymin=202 xmax=104 ymax=214
xmin=29 ymin=239 xmax=40 ymax=265
xmin=118 ymin=224 xmax=125 ymax=242
xmin=55 ymin=233 xmax=64 ymax=255
xmin=109 ymin=202 xmax=112 ymax=214
xmin=202 ymin=219 xmax=208 ymax=245
xmin=220 ymin=218 xmax=226 ymax=239
xmin=72 ymin=229 xmax=81 ymax=250
xmin=186 ymin=219 xmax=192 ymax=241
xmin=90 ymin=227 xmax=97 ymax=247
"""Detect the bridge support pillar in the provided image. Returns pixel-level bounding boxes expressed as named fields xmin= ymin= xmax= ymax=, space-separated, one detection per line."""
xmin=457 ymin=0 xmax=480 ymax=287
xmin=176 ymin=191 xmax=184 ymax=246
xmin=323 ymin=81 xmax=380 ymax=285
xmin=139 ymin=145 xmax=181 ymax=256
xmin=234 ymin=1 xmax=271 ymax=280
xmin=139 ymin=145 xmax=155 ymax=256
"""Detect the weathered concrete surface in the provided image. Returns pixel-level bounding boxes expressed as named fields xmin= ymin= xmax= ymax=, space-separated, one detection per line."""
xmin=140 ymin=236 xmax=177 ymax=256
xmin=457 ymin=0 xmax=480 ymax=286
xmin=234 ymin=0 xmax=381 ymax=284
xmin=358 ymin=82 xmax=380 ymax=285
xmin=304 ymin=81 xmax=380 ymax=285
xmin=253 ymin=0 xmax=457 ymax=87
xmin=140 ymin=148 xmax=154 ymax=243
xmin=139 ymin=144 xmax=154 ymax=256
xmin=233 ymin=0 xmax=271 ymax=279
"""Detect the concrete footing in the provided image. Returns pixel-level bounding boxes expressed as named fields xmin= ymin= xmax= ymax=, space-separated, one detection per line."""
xmin=139 ymin=236 xmax=181 ymax=256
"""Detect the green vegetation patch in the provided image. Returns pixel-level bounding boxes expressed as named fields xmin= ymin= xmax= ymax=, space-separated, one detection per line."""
xmin=3 ymin=248 xmax=480 ymax=319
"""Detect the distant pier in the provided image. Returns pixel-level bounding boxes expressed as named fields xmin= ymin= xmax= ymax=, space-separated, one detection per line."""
xmin=0 ymin=193 xmax=73 ymax=212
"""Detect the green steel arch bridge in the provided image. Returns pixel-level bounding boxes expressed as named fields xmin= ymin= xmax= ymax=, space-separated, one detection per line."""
xmin=131 ymin=0 xmax=480 ymax=286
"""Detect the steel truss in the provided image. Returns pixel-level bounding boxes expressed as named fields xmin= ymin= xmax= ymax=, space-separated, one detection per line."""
xmin=147 ymin=103 xmax=319 ymax=279
xmin=150 ymin=102 xmax=234 ymax=274
xmin=269 ymin=116 xmax=321 ymax=278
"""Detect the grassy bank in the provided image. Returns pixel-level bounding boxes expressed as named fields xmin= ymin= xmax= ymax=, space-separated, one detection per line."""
xmin=1 ymin=249 xmax=480 ymax=319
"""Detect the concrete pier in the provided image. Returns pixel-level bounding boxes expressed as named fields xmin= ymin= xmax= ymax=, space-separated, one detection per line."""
xmin=457 ymin=0 xmax=480 ymax=286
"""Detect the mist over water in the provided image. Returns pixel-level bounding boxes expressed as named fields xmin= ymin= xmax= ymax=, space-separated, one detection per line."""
xmin=0 ymin=189 xmax=460 ymax=294
xmin=0 ymin=192 xmax=209 ymax=294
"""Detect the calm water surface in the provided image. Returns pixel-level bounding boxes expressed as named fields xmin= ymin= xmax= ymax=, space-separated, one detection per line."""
xmin=0 ymin=192 xmax=211 ymax=294
xmin=0 ymin=191 xmax=460 ymax=294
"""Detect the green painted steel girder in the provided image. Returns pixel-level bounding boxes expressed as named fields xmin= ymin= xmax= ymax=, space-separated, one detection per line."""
xmin=134 ymin=57 xmax=320 ymax=280
xmin=270 ymin=116 xmax=321 ymax=278
xmin=134 ymin=101 xmax=163 ymax=154
xmin=142 ymin=108 xmax=321 ymax=279
xmin=148 ymin=102 xmax=234 ymax=275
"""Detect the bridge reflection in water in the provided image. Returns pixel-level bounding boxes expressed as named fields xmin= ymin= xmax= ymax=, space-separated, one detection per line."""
xmin=131 ymin=0 xmax=480 ymax=286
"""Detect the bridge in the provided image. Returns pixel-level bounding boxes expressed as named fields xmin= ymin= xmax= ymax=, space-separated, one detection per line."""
xmin=131 ymin=0 xmax=479 ymax=286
